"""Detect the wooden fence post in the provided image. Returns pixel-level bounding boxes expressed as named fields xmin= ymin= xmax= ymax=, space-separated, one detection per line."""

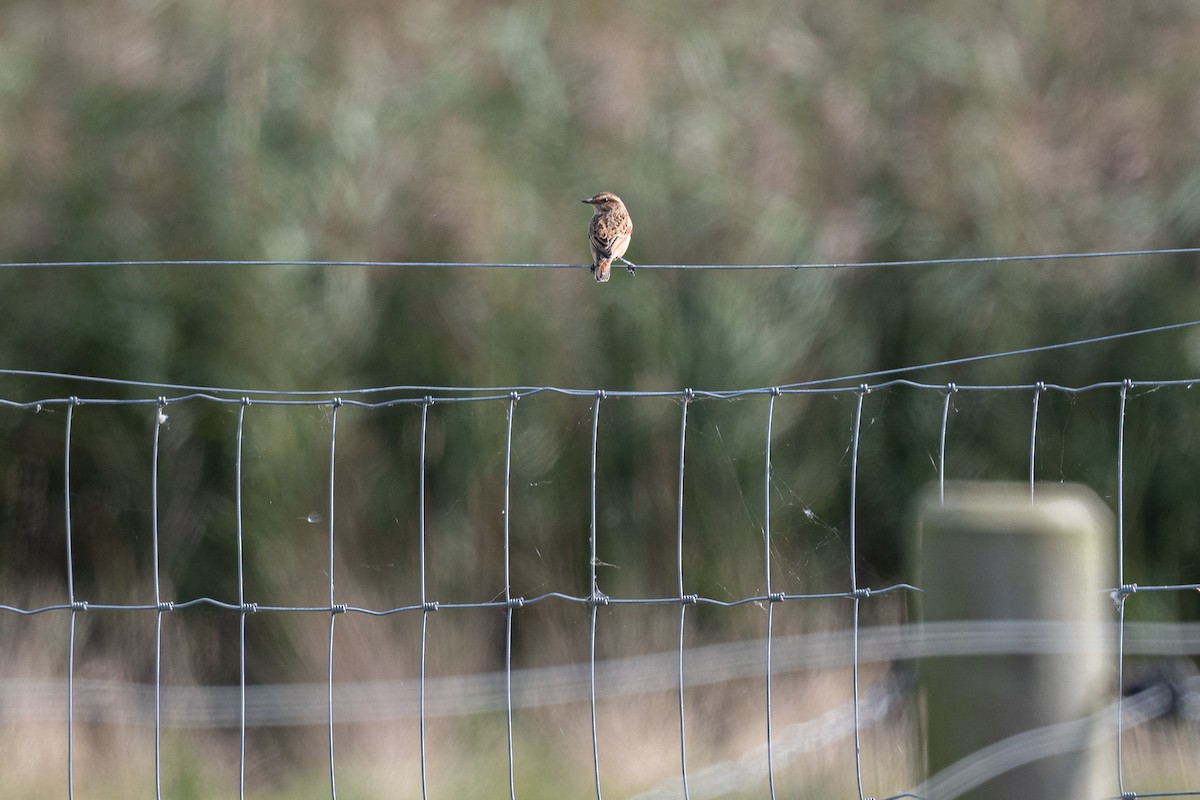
xmin=916 ymin=482 xmax=1113 ymax=799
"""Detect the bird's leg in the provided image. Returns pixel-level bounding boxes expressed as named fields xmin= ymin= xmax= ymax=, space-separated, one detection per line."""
xmin=617 ymin=256 xmax=637 ymax=274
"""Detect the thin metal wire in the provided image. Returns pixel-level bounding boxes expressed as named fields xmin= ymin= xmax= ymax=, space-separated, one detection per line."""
xmin=151 ymin=399 xmax=165 ymax=800
xmin=763 ymin=391 xmax=778 ymax=800
xmin=849 ymin=387 xmax=867 ymax=800
xmin=235 ymin=400 xmax=249 ymax=800
xmin=1029 ymin=383 xmax=1043 ymax=500
xmin=418 ymin=398 xmax=431 ymax=800
xmin=64 ymin=400 xmax=77 ymax=800
xmin=0 ymin=581 xmax=920 ymax=617
xmin=1115 ymin=381 xmax=1130 ymax=798
xmin=6 ymin=317 xmax=1200 ymax=400
xmin=19 ymin=618 xmax=1200 ymax=728
xmin=503 ymin=393 xmax=518 ymax=800
xmin=938 ymin=385 xmax=955 ymax=504
xmin=588 ymin=392 xmax=604 ymax=800
xmin=326 ymin=400 xmax=341 ymax=800
xmin=1 ymin=377 xmax=1190 ymax=418
xmin=1116 ymin=381 xmax=1130 ymax=601
xmin=4 ymin=244 xmax=1198 ymax=271
xmin=675 ymin=392 xmax=692 ymax=800
xmin=781 ymin=319 xmax=1200 ymax=392
xmin=0 ymin=373 xmax=1160 ymax=398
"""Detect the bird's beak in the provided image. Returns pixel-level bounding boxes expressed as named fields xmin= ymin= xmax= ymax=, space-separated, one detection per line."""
xmin=581 ymin=198 xmax=594 ymax=204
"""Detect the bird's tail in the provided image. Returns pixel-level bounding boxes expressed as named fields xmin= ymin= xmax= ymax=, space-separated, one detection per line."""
xmin=593 ymin=259 xmax=612 ymax=283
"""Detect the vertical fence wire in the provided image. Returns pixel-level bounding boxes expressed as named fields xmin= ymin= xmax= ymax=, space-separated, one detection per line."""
xmin=588 ymin=391 xmax=604 ymax=800
xmin=326 ymin=400 xmax=341 ymax=800
xmin=1029 ymin=383 xmax=1043 ymax=500
xmin=235 ymin=400 xmax=249 ymax=800
xmin=675 ymin=391 xmax=692 ymax=800
xmin=503 ymin=393 xmax=518 ymax=800
xmin=418 ymin=398 xmax=432 ymax=800
xmin=1115 ymin=380 xmax=1130 ymax=797
xmin=151 ymin=399 xmax=165 ymax=800
xmin=849 ymin=387 xmax=867 ymax=800
xmin=938 ymin=384 xmax=955 ymax=505
xmin=763 ymin=390 xmax=778 ymax=800
xmin=64 ymin=399 xmax=77 ymax=800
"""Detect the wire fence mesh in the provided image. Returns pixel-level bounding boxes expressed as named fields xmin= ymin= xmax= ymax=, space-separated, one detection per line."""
xmin=3 ymin=371 xmax=1200 ymax=798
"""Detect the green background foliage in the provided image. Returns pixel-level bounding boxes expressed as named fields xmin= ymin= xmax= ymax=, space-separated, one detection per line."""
xmin=3 ymin=1 xmax=1200 ymax=796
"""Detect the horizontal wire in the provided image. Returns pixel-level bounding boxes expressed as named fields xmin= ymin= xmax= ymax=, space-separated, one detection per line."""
xmin=4 ymin=621 xmax=1197 ymax=727
xmin=3 ymin=245 xmax=1200 ymax=271
xmin=0 ymin=583 xmax=923 ymax=617
xmin=779 ymin=318 xmax=1200 ymax=391
xmin=2 ymin=377 xmax=1198 ymax=411
xmin=15 ymin=576 xmax=1200 ymax=617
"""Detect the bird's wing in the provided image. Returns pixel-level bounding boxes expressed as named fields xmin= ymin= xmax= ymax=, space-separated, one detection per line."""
xmin=590 ymin=229 xmax=621 ymax=260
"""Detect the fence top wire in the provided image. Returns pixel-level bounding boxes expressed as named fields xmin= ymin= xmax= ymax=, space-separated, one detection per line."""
xmin=3 ymin=317 xmax=1200 ymax=404
xmin=2 ymin=244 xmax=1199 ymax=270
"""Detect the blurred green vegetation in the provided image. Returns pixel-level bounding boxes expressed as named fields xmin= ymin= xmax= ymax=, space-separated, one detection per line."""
xmin=3 ymin=0 xmax=1200 ymax=795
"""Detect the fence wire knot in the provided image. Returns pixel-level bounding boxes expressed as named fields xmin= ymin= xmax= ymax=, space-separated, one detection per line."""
xmin=680 ymin=594 xmax=698 ymax=605
xmin=240 ymin=602 xmax=258 ymax=614
xmin=331 ymin=603 xmax=348 ymax=614
xmin=156 ymin=601 xmax=175 ymax=612
xmin=587 ymin=591 xmax=610 ymax=607
xmin=70 ymin=600 xmax=88 ymax=612
xmin=422 ymin=601 xmax=440 ymax=612
xmin=851 ymin=587 xmax=872 ymax=600
xmin=768 ymin=592 xmax=785 ymax=604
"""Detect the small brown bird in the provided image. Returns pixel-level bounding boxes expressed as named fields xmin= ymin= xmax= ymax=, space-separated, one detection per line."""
xmin=582 ymin=191 xmax=634 ymax=283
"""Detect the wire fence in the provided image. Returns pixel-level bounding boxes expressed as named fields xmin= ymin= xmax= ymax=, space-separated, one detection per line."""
xmin=3 ymin=362 xmax=1200 ymax=799
xmin=4 ymin=263 xmax=1200 ymax=798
